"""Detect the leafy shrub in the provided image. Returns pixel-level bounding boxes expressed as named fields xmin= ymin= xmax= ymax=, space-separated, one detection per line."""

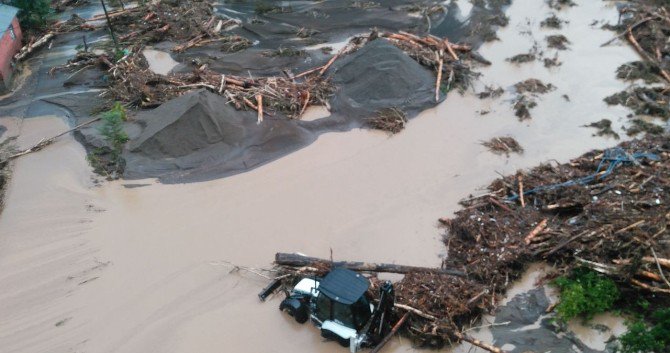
xmin=8 ymin=0 xmax=53 ymax=30
xmin=619 ymin=308 xmax=670 ymax=353
xmin=94 ymin=102 xmax=128 ymax=173
xmin=553 ymin=268 xmax=619 ymax=322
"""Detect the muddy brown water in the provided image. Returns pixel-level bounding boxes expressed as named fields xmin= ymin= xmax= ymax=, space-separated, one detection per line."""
xmin=0 ymin=0 xmax=638 ymax=352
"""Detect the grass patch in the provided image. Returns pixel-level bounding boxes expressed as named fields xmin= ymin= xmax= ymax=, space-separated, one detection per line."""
xmin=552 ymin=267 xmax=619 ymax=322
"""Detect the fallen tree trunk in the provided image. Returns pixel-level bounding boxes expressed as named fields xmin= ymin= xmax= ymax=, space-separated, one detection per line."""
xmin=15 ymin=33 xmax=56 ymax=62
xmin=275 ymin=253 xmax=466 ymax=277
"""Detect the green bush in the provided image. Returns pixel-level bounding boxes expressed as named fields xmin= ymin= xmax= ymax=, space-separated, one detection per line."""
xmin=8 ymin=0 xmax=53 ymax=30
xmin=619 ymin=308 xmax=670 ymax=353
xmin=98 ymin=102 xmax=128 ymax=165
xmin=552 ymin=268 xmax=620 ymax=322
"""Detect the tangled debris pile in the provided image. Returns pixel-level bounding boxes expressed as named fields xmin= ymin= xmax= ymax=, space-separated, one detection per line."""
xmin=616 ymin=61 xmax=662 ymax=84
xmin=101 ymin=47 xmax=334 ymax=118
xmin=603 ymin=0 xmax=670 ymax=133
xmin=54 ymin=29 xmax=478 ymax=120
xmin=627 ymin=118 xmax=666 ymax=136
xmin=513 ymin=78 xmax=555 ymax=120
xmin=604 ymin=86 xmax=670 ymax=120
xmin=15 ymin=0 xmax=244 ymax=64
xmin=583 ymin=119 xmax=620 ymax=139
xmin=506 ymin=52 xmax=535 ymax=64
xmin=272 ymin=135 xmax=670 ymax=351
xmin=547 ymin=0 xmax=576 ymax=11
xmin=94 ymin=0 xmax=243 ymax=52
xmin=49 ymin=51 xmax=114 ymax=76
xmin=546 ymin=34 xmax=570 ymax=50
xmin=477 ymin=85 xmax=504 ymax=99
xmin=540 ymin=13 xmax=565 ymax=29
xmin=54 ymin=13 xmax=95 ymax=33
xmin=543 ymin=55 xmax=562 ymax=68
xmin=367 ymin=108 xmax=407 ymax=134
xmin=380 ymin=31 xmax=480 ymax=96
xmin=481 ymin=136 xmax=524 ymax=156
xmin=514 ymin=79 xmax=555 ymax=94
xmin=604 ymin=1 xmax=670 ymax=85
xmin=432 ymin=134 xmax=670 ymax=346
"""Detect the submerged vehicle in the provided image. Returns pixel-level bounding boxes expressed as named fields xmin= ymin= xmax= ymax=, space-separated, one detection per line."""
xmin=279 ymin=268 xmax=395 ymax=352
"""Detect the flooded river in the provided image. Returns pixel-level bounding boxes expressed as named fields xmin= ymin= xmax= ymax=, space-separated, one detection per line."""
xmin=0 ymin=0 xmax=638 ymax=352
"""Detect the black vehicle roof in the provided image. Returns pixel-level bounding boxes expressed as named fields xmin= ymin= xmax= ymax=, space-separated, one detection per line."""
xmin=319 ymin=268 xmax=370 ymax=305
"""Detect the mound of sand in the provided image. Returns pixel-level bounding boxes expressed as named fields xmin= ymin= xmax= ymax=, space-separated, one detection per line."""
xmin=124 ymin=90 xmax=315 ymax=182
xmin=124 ymin=42 xmax=441 ymax=182
xmin=329 ymin=39 xmax=437 ymax=124
xmin=129 ymin=90 xmax=247 ymax=158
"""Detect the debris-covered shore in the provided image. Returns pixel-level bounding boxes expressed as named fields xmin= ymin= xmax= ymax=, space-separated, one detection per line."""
xmin=275 ymin=133 xmax=670 ymax=351
xmin=23 ymin=0 xmax=505 ymax=182
xmin=1 ymin=0 xmax=669 ymax=352
xmin=603 ymin=0 xmax=670 ymax=137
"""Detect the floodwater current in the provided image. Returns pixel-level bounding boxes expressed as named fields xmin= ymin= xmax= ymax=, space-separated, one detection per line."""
xmin=0 ymin=0 xmax=640 ymax=352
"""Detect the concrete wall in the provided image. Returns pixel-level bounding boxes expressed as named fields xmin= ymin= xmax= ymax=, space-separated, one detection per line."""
xmin=0 ymin=17 xmax=23 ymax=92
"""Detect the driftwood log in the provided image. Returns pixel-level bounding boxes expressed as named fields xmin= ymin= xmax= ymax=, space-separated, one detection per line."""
xmin=15 ymin=33 xmax=56 ymax=62
xmin=275 ymin=253 xmax=465 ymax=277
xmin=1 ymin=117 xmax=101 ymax=163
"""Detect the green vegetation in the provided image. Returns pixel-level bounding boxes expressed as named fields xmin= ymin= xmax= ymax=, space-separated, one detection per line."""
xmin=619 ymin=308 xmax=670 ymax=353
xmin=89 ymin=103 xmax=128 ymax=176
xmin=552 ymin=268 xmax=620 ymax=322
xmin=99 ymin=102 xmax=128 ymax=163
xmin=7 ymin=0 xmax=53 ymax=30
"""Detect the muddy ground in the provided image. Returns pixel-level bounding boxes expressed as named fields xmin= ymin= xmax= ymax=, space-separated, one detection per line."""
xmin=0 ymin=0 xmax=667 ymax=352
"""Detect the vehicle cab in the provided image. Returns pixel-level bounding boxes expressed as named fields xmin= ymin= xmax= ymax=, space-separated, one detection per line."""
xmin=280 ymin=268 xmax=379 ymax=352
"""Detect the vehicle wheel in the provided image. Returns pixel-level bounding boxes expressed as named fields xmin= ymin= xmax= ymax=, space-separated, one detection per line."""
xmin=293 ymin=305 xmax=308 ymax=323
xmin=279 ymin=298 xmax=308 ymax=324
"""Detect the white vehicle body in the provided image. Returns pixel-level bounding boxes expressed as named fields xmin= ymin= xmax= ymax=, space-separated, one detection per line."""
xmin=293 ymin=278 xmax=320 ymax=297
xmin=290 ymin=278 xmax=366 ymax=353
